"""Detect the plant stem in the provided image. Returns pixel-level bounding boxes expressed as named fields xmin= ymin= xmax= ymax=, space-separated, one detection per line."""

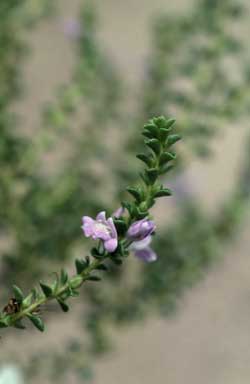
xmin=9 ymin=258 xmax=104 ymax=326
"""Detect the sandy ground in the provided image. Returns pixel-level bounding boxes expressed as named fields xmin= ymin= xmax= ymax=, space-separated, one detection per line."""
xmin=2 ymin=0 xmax=250 ymax=383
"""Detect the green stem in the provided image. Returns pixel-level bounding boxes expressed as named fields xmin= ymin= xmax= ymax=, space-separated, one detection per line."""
xmin=8 ymin=258 xmax=104 ymax=326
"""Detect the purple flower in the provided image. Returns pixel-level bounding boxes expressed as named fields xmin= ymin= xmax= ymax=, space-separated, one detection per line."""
xmin=130 ymin=236 xmax=157 ymax=263
xmin=82 ymin=211 xmax=118 ymax=253
xmin=113 ymin=206 xmax=125 ymax=218
xmin=127 ymin=218 xmax=156 ymax=241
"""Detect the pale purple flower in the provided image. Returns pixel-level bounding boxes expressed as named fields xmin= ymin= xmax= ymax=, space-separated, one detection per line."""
xmin=113 ymin=206 xmax=125 ymax=218
xmin=130 ymin=236 xmax=157 ymax=263
xmin=127 ymin=218 xmax=156 ymax=241
xmin=82 ymin=211 xmax=118 ymax=253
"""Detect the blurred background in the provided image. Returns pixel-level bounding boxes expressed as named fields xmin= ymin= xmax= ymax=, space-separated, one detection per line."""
xmin=1 ymin=0 xmax=250 ymax=383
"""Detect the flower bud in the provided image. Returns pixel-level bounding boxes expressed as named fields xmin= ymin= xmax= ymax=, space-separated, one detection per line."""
xmin=127 ymin=218 xmax=156 ymax=241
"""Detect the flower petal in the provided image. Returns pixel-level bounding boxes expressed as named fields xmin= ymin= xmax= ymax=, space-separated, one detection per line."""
xmin=96 ymin=211 xmax=106 ymax=222
xmin=104 ymin=238 xmax=118 ymax=253
xmin=82 ymin=216 xmax=95 ymax=237
xmin=131 ymin=236 xmax=152 ymax=250
xmin=134 ymin=247 xmax=157 ymax=263
xmin=107 ymin=217 xmax=118 ymax=238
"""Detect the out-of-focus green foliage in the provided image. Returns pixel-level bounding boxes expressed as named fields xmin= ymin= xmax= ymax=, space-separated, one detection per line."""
xmin=1 ymin=0 xmax=250 ymax=382
xmin=136 ymin=0 xmax=250 ymax=158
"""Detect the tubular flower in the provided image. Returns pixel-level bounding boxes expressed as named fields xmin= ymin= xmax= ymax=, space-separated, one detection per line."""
xmin=82 ymin=211 xmax=118 ymax=252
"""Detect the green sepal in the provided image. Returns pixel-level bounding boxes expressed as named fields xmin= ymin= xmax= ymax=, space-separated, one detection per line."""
xmin=113 ymin=219 xmax=128 ymax=236
xmin=57 ymin=299 xmax=69 ymax=312
xmin=13 ymin=285 xmax=24 ymax=303
xmin=159 ymin=117 xmax=175 ymax=130
xmin=136 ymin=153 xmax=152 ymax=167
xmin=27 ymin=314 xmax=45 ymax=332
xmin=40 ymin=282 xmax=53 ymax=298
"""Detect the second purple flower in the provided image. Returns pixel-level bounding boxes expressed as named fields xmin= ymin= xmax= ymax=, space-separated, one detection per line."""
xmin=127 ymin=218 xmax=156 ymax=241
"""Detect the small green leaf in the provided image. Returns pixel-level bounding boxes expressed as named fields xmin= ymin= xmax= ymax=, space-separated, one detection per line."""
xmin=57 ymin=299 xmax=69 ymax=312
xmin=95 ymin=264 xmax=108 ymax=271
xmin=13 ymin=285 xmax=24 ymax=303
xmin=136 ymin=210 xmax=148 ymax=219
xmin=51 ymin=273 xmax=59 ymax=292
xmin=27 ymin=314 xmax=45 ymax=332
xmin=31 ymin=288 xmax=39 ymax=300
xmin=159 ymin=151 xmax=176 ymax=166
xmin=86 ymin=275 xmax=102 ymax=282
xmin=159 ymin=163 xmax=174 ymax=175
xmin=126 ymin=187 xmax=142 ymax=202
xmin=167 ymin=134 xmax=181 ymax=146
xmin=22 ymin=293 xmax=33 ymax=308
xmin=136 ymin=153 xmax=152 ymax=167
xmin=163 ymin=118 xmax=176 ymax=130
xmin=121 ymin=201 xmax=135 ymax=216
xmin=145 ymin=168 xmax=158 ymax=184
xmin=154 ymin=188 xmax=172 ymax=197
xmin=40 ymin=282 xmax=53 ymax=298
xmin=60 ymin=269 xmax=68 ymax=285
xmin=75 ymin=259 xmax=87 ymax=274
xmin=143 ymin=122 xmax=158 ymax=137
xmin=153 ymin=116 xmax=167 ymax=128
xmin=159 ymin=128 xmax=170 ymax=141
xmin=142 ymin=130 xmax=155 ymax=139
xmin=145 ymin=139 xmax=161 ymax=155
